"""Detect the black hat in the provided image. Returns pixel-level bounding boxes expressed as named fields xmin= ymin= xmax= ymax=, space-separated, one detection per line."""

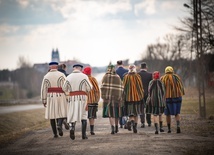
xmin=73 ymin=64 xmax=83 ymax=68
xmin=49 ymin=62 xmax=58 ymax=66
xmin=141 ymin=62 xmax=147 ymax=69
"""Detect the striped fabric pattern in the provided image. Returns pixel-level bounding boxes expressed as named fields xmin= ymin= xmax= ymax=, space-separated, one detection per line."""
xmin=123 ymin=73 xmax=144 ymax=102
xmin=87 ymin=76 xmax=100 ymax=104
xmin=160 ymin=73 xmax=185 ymax=98
xmin=88 ymin=103 xmax=98 ymax=119
xmin=146 ymin=79 xmax=166 ymax=115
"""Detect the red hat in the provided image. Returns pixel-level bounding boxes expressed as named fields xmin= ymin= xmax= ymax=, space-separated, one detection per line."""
xmin=83 ymin=66 xmax=91 ymax=75
xmin=153 ymin=71 xmax=160 ymax=79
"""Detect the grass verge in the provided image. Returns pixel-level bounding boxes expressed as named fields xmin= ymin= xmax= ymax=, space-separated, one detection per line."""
xmin=0 ymin=108 xmax=49 ymax=147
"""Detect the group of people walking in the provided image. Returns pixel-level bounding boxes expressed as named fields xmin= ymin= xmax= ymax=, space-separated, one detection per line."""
xmin=41 ymin=62 xmax=100 ymax=140
xmin=41 ymin=60 xmax=185 ymax=140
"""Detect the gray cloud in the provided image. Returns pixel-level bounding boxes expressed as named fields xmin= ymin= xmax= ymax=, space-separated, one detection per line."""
xmin=0 ymin=0 xmax=65 ymax=25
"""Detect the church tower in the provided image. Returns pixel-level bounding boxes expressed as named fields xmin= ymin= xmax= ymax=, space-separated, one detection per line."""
xmin=51 ymin=48 xmax=60 ymax=62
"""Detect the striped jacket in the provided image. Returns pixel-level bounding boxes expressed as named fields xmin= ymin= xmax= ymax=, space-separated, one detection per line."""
xmin=123 ymin=72 xmax=144 ymax=102
xmin=160 ymin=73 xmax=185 ymax=98
xmin=87 ymin=75 xmax=100 ymax=104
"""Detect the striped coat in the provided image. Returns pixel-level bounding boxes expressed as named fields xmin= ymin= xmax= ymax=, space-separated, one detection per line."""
xmin=41 ymin=69 xmax=67 ymax=119
xmin=123 ymin=73 xmax=144 ymax=102
xmin=146 ymin=79 xmax=165 ymax=115
xmin=160 ymin=73 xmax=185 ymax=98
xmin=87 ymin=75 xmax=100 ymax=104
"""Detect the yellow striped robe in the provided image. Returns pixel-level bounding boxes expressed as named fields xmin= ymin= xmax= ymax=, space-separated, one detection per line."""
xmin=87 ymin=75 xmax=100 ymax=104
xmin=160 ymin=73 xmax=185 ymax=98
xmin=123 ymin=73 xmax=144 ymax=102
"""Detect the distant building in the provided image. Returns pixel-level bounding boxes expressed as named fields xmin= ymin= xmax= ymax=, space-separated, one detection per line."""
xmin=33 ymin=48 xmax=91 ymax=74
xmin=51 ymin=48 xmax=60 ymax=62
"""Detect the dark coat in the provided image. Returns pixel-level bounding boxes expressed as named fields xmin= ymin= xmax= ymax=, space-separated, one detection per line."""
xmin=138 ymin=70 xmax=152 ymax=97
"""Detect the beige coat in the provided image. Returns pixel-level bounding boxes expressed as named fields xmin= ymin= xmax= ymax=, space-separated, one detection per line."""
xmin=41 ymin=69 xmax=67 ymax=119
xmin=63 ymin=70 xmax=92 ymax=123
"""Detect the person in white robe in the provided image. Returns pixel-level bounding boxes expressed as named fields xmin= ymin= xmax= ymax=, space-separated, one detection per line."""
xmin=41 ymin=62 xmax=67 ymax=138
xmin=63 ymin=64 xmax=92 ymax=140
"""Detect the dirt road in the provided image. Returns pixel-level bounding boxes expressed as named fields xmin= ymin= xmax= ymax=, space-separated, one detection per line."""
xmin=0 ymin=108 xmax=213 ymax=155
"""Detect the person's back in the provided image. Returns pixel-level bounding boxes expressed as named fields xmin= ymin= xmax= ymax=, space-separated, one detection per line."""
xmin=63 ymin=64 xmax=92 ymax=140
xmin=116 ymin=67 xmax=128 ymax=80
xmin=41 ymin=62 xmax=67 ymax=138
xmin=116 ymin=60 xmax=128 ymax=81
xmin=66 ymin=72 xmax=91 ymax=92
xmin=137 ymin=62 xmax=152 ymax=127
xmin=58 ymin=64 xmax=69 ymax=76
xmin=138 ymin=69 xmax=152 ymax=97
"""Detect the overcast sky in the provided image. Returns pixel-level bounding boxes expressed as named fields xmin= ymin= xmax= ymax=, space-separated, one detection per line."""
xmin=0 ymin=0 xmax=190 ymax=70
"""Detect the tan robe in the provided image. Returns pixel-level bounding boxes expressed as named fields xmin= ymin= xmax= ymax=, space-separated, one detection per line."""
xmin=63 ymin=70 xmax=92 ymax=123
xmin=41 ymin=69 xmax=67 ymax=119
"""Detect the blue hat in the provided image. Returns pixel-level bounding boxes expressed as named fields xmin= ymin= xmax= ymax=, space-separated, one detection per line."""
xmin=49 ymin=62 xmax=58 ymax=66
xmin=73 ymin=64 xmax=83 ymax=68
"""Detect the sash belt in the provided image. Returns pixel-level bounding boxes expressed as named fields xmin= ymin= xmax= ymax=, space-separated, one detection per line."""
xmin=69 ymin=91 xmax=87 ymax=96
xmin=48 ymin=87 xmax=64 ymax=93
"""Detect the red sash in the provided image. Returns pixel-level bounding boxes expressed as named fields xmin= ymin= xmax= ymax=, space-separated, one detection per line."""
xmin=48 ymin=87 xmax=64 ymax=93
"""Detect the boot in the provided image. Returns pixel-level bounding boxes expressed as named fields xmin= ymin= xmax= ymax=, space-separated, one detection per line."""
xmin=167 ymin=123 xmax=171 ymax=133
xmin=115 ymin=125 xmax=119 ymax=133
xmin=177 ymin=127 xmax=181 ymax=133
xmin=70 ymin=122 xmax=76 ymax=140
xmin=90 ymin=125 xmax=95 ymax=135
xmin=63 ymin=118 xmax=69 ymax=130
xmin=57 ymin=125 xmax=63 ymax=136
xmin=111 ymin=125 xmax=115 ymax=134
xmin=133 ymin=122 xmax=137 ymax=133
xmin=57 ymin=118 xmax=63 ymax=136
xmin=155 ymin=123 xmax=159 ymax=134
xmin=159 ymin=121 xmax=164 ymax=132
xmin=82 ymin=120 xmax=88 ymax=139
xmin=177 ymin=121 xmax=181 ymax=133
xmin=50 ymin=119 xmax=58 ymax=138
xmin=127 ymin=121 xmax=132 ymax=131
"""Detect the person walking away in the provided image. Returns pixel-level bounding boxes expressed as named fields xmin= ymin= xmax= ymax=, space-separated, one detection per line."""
xmin=83 ymin=66 xmax=100 ymax=135
xmin=115 ymin=60 xmax=128 ymax=128
xmin=41 ymin=62 xmax=67 ymax=138
xmin=101 ymin=64 xmax=124 ymax=134
xmin=58 ymin=63 xmax=69 ymax=76
xmin=146 ymin=71 xmax=165 ymax=134
xmin=123 ymin=65 xmax=144 ymax=133
xmin=58 ymin=63 xmax=69 ymax=130
xmin=138 ymin=62 xmax=152 ymax=128
xmin=160 ymin=66 xmax=185 ymax=133
xmin=63 ymin=64 xmax=92 ymax=140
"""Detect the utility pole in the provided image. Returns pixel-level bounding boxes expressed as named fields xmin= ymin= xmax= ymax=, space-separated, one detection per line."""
xmin=193 ymin=0 xmax=206 ymax=118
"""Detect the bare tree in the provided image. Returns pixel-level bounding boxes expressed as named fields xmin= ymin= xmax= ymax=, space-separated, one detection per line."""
xmin=17 ymin=56 xmax=32 ymax=69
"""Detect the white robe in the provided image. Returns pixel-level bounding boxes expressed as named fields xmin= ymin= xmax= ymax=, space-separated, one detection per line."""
xmin=41 ymin=69 xmax=67 ymax=119
xmin=63 ymin=70 xmax=92 ymax=123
